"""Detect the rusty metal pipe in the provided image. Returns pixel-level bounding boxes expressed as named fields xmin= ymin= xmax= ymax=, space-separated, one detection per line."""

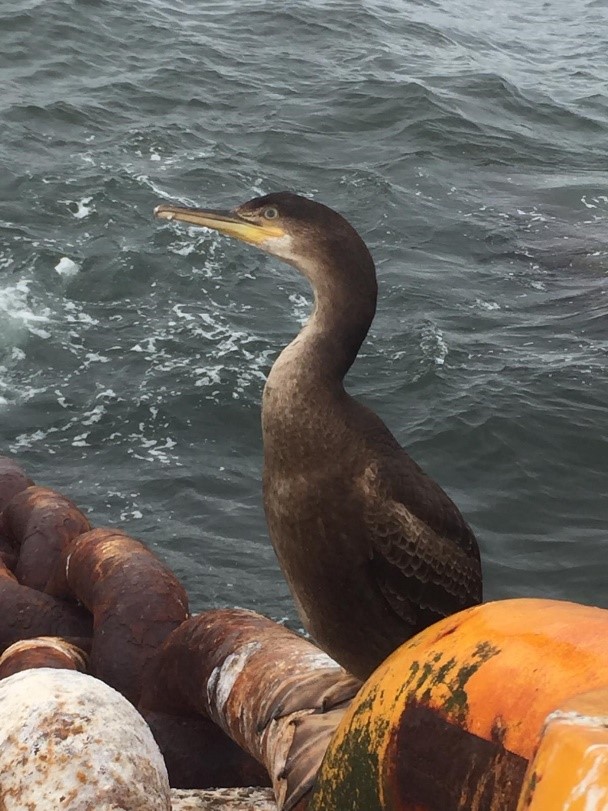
xmin=0 ymin=536 xmax=17 ymax=572
xmin=141 ymin=709 xmax=271 ymax=790
xmin=58 ymin=527 xmax=189 ymax=705
xmin=0 ymin=456 xmax=34 ymax=513
xmin=0 ymin=556 xmax=16 ymax=582
xmin=0 ymin=456 xmax=34 ymax=572
xmin=140 ymin=609 xmax=361 ymax=810
xmin=1 ymin=486 xmax=90 ymax=592
xmin=0 ymin=636 xmax=88 ymax=680
xmin=0 ymin=579 xmax=92 ymax=653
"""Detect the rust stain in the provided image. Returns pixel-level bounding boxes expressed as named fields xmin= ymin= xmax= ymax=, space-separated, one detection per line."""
xmin=59 ymin=528 xmax=189 ymax=704
xmin=384 ymin=700 xmax=528 ymax=811
xmin=140 ymin=609 xmax=359 ymax=811
xmin=1 ymin=486 xmax=90 ymax=593
xmin=491 ymin=716 xmax=507 ymax=746
xmin=0 ymin=668 xmax=171 ymax=809
xmin=0 ymin=637 xmax=88 ymax=680
xmin=0 ymin=456 xmax=34 ymax=514
xmin=0 ymin=580 xmax=92 ymax=655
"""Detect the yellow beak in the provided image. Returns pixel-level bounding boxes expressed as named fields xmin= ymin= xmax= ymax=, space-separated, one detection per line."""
xmin=154 ymin=203 xmax=285 ymax=246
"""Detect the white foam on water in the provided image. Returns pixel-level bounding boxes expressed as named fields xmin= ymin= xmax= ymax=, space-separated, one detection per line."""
xmin=172 ymin=303 xmax=195 ymax=321
xmin=288 ymin=292 xmax=311 ymax=325
xmin=64 ymin=300 xmax=100 ymax=326
xmin=27 ymin=324 xmax=51 ymax=339
xmin=251 ymin=179 xmax=267 ymax=196
xmin=133 ymin=174 xmax=175 ymax=200
xmin=10 ymin=427 xmax=57 ymax=452
xmin=475 ymin=298 xmax=501 ymax=311
xmin=1 ymin=264 xmax=274 ymax=458
xmin=420 ymin=322 xmax=449 ymax=366
xmin=193 ymin=364 xmax=223 ymax=388
xmin=126 ymin=432 xmax=181 ymax=466
xmin=62 ymin=196 xmax=94 ymax=219
xmin=55 ymin=390 xmax=69 ymax=408
xmin=169 ymin=241 xmax=197 ymax=256
xmin=0 ymin=249 xmax=13 ymax=270
xmin=131 ymin=337 xmax=158 ymax=353
xmin=0 ymin=280 xmax=53 ymax=408
xmin=83 ymin=351 xmax=110 ymax=366
xmin=96 ymin=388 xmax=119 ymax=400
xmin=121 ymin=507 xmax=144 ymax=521
xmin=81 ymin=404 xmax=106 ymax=426
xmin=120 ymin=299 xmax=274 ymax=413
xmin=0 ymin=279 xmax=51 ymax=339
xmin=54 ymin=256 xmax=80 ymax=277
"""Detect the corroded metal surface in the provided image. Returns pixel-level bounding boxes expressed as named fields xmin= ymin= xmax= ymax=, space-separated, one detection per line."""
xmin=142 ymin=710 xmax=271 ymax=790
xmin=0 ymin=636 xmax=88 ymax=680
xmin=0 ymin=455 xmax=34 ymax=513
xmin=141 ymin=608 xmax=361 ymax=810
xmin=0 ymin=456 xmax=34 ymax=572
xmin=1 ymin=485 xmax=91 ymax=591
xmin=0 ymin=535 xmax=17 ymax=571
xmin=59 ymin=527 xmax=190 ymax=704
xmin=171 ymin=788 xmax=276 ymax=810
xmin=3 ymin=487 xmax=91 ymax=591
xmin=517 ymin=688 xmax=608 ymax=810
xmin=0 ymin=555 xmax=17 ymax=581
xmin=0 ymin=578 xmax=92 ymax=653
xmin=308 ymin=598 xmax=608 ymax=811
xmin=384 ymin=700 xmax=527 ymax=810
xmin=0 ymin=668 xmax=171 ymax=810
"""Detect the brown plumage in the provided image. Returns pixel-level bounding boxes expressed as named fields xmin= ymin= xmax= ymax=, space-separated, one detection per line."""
xmin=155 ymin=191 xmax=482 ymax=680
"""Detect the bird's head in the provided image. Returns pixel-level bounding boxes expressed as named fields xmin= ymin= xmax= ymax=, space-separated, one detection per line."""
xmin=154 ymin=191 xmax=375 ymax=293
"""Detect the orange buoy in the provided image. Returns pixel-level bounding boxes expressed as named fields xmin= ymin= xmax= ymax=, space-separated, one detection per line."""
xmin=309 ymin=598 xmax=608 ymax=811
xmin=517 ymin=688 xmax=608 ymax=810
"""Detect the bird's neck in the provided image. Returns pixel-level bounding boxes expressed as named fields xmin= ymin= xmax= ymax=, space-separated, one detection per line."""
xmin=262 ymin=249 xmax=377 ymax=470
xmin=265 ymin=275 xmax=377 ymax=395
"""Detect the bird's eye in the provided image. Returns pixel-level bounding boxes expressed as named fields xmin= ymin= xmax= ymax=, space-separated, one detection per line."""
xmin=264 ymin=207 xmax=279 ymax=220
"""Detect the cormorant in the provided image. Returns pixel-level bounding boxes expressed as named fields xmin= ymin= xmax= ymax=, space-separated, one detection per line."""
xmin=155 ymin=191 xmax=482 ymax=680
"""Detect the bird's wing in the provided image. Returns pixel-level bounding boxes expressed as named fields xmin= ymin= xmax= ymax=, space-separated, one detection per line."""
xmin=348 ymin=398 xmax=480 ymax=560
xmin=359 ymin=463 xmax=482 ymax=622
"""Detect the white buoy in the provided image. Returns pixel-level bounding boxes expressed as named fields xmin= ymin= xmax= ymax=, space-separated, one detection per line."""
xmin=0 ymin=668 xmax=171 ymax=810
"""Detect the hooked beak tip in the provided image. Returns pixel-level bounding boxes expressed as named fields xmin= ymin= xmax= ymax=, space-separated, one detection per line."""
xmin=154 ymin=205 xmax=174 ymax=221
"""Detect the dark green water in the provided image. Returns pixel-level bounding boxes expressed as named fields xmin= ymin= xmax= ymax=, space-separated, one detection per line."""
xmin=1 ymin=0 xmax=606 ymax=619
